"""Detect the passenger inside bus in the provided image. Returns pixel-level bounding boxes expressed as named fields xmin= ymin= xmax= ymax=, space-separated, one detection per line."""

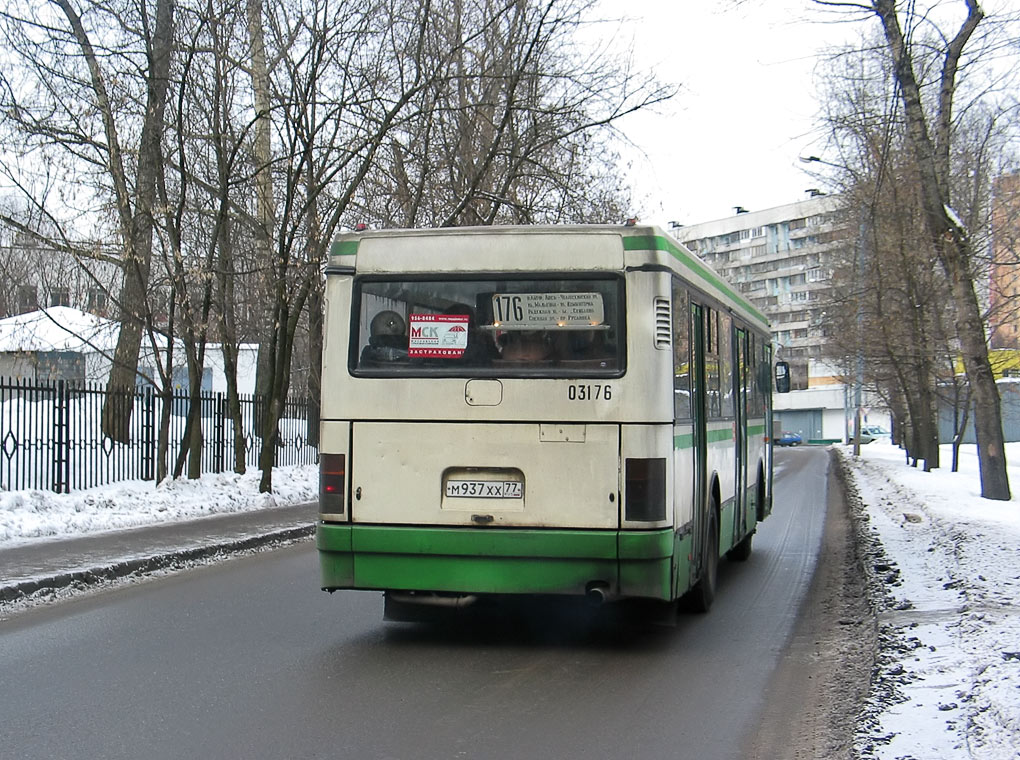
xmin=553 ymin=328 xmax=612 ymax=361
xmin=360 ymin=310 xmax=408 ymax=364
xmin=499 ymin=331 xmax=553 ymax=361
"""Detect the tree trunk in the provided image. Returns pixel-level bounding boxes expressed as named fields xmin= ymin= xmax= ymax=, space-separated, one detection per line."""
xmin=246 ymin=0 xmax=277 ymax=445
xmin=207 ymin=28 xmax=247 ymax=476
xmin=945 ymin=247 xmax=1009 ymax=494
xmin=172 ymin=342 xmax=205 ymax=480
xmin=258 ymin=278 xmax=311 ymax=493
xmin=89 ymin=0 xmax=175 ymax=443
xmin=953 ymin=388 xmax=972 ymax=473
xmin=306 ymin=266 xmax=323 ymax=449
xmin=156 ymin=383 xmax=173 ymax=483
xmin=873 ymin=0 xmax=1009 ymax=499
xmin=921 ymin=378 xmax=940 ymax=471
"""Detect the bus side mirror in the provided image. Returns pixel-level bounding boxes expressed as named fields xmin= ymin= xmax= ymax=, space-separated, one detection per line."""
xmin=775 ymin=361 xmax=790 ymax=394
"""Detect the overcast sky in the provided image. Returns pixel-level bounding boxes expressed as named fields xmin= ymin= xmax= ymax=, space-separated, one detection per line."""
xmin=596 ymin=0 xmax=859 ymax=227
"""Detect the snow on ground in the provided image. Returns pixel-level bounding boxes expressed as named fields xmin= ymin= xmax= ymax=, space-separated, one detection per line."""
xmin=0 ymin=464 xmax=316 ymax=547
xmin=839 ymin=440 xmax=1020 ymax=760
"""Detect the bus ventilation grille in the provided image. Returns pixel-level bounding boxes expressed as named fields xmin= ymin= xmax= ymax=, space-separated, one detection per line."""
xmin=654 ymin=297 xmax=671 ymax=349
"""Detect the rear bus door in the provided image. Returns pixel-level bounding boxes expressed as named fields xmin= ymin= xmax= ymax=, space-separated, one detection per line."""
xmin=734 ymin=327 xmax=749 ymax=539
xmin=690 ymin=302 xmax=708 ymax=575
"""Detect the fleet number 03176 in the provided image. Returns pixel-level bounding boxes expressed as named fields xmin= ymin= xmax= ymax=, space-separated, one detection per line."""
xmin=567 ymin=384 xmax=612 ymax=401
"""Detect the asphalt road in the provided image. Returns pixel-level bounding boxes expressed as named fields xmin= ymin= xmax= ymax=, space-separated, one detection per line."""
xmin=0 ymin=447 xmax=829 ymax=760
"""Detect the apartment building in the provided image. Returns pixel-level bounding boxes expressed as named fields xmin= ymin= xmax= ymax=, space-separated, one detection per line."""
xmin=0 ymin=232 xmax=119 ymax=320
xmin=989 ymin=172 xmax=1020 ymax=351
xmin=674 ymin=195 xmax=857 ymax=442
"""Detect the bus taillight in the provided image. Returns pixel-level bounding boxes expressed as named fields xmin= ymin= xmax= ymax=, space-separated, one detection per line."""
xmin=319 ymin=453 xmax=346 ymax=516
xmin=625 ymin=458 xmax=666 ymax=522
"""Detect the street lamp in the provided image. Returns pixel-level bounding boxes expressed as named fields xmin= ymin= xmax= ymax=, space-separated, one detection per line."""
xmin=800 ymin=154 xmax=866 ymax=454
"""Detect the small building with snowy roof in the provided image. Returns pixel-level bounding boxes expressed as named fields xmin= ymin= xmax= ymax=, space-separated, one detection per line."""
xmin=0 ymin=306 xmax=118 ymax=383
xmin=0 ymin=306 xmax=258 ymax=394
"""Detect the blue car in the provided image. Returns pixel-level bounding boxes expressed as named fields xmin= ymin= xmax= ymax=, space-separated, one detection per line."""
xmin=776 ymin=431 xmax=802 ymax=447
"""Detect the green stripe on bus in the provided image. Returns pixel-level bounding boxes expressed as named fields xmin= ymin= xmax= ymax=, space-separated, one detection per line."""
xmin=707 ymin=427 xmax=734 ymax=443
xmin=674 ymin=427 xmax=736 ymax=448
xmin=622 ymin=235 xmax=770 ymax=329
xmin=360 ymin=553 xmax=616 ymax=596
xmin=317 ymin=524 xmax=674 ymax=600
xmin=345 ymin=524 xmax=620 ymax=559
xmin=330 ymin=240 xmax=359 ymax=257
xmin=676 ymin=422 xmax=772 ymax=449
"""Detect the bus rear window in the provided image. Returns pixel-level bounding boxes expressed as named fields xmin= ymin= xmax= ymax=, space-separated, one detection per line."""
xmin=352 ymin=277 xmax=623 ymax=376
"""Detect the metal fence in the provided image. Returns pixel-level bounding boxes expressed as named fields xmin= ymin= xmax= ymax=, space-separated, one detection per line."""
xmin=939 ymin=379 xmax=1020 ymax=444
xmin=0 ymin=376 xmax=318 ymax=493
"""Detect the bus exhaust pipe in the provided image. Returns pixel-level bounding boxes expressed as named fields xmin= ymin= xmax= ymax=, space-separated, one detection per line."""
xmin=585 ymin=582 xmax=612 ymax=607
xmin=384 ymin=592 xmax=481 ymax=622
xmin=387 ymin=592 xmax=479 ymax=609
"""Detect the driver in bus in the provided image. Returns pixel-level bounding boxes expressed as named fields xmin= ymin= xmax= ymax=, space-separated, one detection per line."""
xmin=499 ymin=331 xmax=553 ymax=361
xmin=550 ymin=327 xmax=613 ymax=366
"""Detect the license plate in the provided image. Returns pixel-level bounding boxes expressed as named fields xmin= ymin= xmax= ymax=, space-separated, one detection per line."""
xmin=445 ymin=480 xmax=523 ymax=499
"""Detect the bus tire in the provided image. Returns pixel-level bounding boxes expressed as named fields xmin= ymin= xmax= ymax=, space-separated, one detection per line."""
xmin=686 ymin=503 xmax=719 ymax=613
xmin=727 ymin=530 xmax=753 ymax=562
xmin=755 ymin=469 xmax=768 ymax=522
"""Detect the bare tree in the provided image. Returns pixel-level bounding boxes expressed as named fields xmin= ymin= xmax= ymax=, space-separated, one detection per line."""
xmin=815 ymin=0 xmax=1017 ymax=498
xmin=824 ymin=170 xmax=953 ymax=470
xmin=0 ymin=0 xmax=177 ymax=444
xmin=0 ymin=0 xmax=672 ymax=494
xmin=813 ymin=35 xmax=949 ymax=469
xmin=370 ymin=0 xmax=669 ymax=228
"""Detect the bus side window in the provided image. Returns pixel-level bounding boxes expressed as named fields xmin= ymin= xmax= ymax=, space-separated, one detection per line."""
xmin=720 ymin=312 xmax=733 ymax=418
xmin=672 ymin=281 xmax=691 ymax=420
xmin=705 ymin=308 xmax=721 ymax=419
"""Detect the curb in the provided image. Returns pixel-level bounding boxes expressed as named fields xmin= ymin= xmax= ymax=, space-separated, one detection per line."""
xmin=0 ymin=524 xmax=315 ymax=604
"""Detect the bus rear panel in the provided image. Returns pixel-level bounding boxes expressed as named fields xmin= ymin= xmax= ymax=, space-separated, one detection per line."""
xmin=317 ymin=225 xmax=772 ymax=614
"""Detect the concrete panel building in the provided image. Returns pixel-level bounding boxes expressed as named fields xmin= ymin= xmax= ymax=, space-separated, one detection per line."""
xmin=673 ymin=195 xmax=863 ymax=443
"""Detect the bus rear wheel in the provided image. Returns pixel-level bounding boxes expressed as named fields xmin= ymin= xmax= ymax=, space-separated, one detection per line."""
xmin=685 ymin=504 xmax=719 ymax=613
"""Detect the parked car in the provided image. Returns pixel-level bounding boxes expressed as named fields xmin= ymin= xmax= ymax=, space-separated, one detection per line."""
xmin=848 ymin=425 xmax=890 ymax=444
xmin=776 ymin=431 xmax=803 ymax=447
xmin=859 ymin=425 xmax=890 ymax=444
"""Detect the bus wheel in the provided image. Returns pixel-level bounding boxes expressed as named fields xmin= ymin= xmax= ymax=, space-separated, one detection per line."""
xmin=755 ymin=470 xmax=768 ymax=522
xmin=727 ymin=530 xmax=753 ymax=562
xmin=686 ymin=504 xmax=719 ymax=613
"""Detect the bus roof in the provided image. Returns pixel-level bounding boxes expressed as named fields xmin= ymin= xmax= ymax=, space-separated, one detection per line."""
xmin=329 ymin=224 xmax=770 ymax=332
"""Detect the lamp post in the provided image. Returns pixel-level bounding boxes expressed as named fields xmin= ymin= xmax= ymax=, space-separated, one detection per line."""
xmin=800 ymin=155 xmax=866 ymax=455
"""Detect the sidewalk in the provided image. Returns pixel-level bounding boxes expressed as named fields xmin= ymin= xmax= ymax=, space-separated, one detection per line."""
xmin=0 ymin=501 xmax=317 ymax=603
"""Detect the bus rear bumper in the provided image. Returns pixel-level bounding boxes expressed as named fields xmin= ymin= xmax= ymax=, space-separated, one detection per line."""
xmin=317 ymin=523 xmax=674 ymax=601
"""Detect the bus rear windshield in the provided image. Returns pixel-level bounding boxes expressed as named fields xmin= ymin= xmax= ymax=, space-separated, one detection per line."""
xmin=352 ymin=277 xmax=624 ymax=376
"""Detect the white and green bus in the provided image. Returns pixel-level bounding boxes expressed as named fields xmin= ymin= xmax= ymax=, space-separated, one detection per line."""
xmin=317 ymin=224 xmax=775 ymax=618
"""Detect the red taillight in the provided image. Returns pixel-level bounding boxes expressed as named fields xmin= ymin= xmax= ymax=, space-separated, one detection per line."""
xmin=319 ymin=453 xmax=345 ymax=516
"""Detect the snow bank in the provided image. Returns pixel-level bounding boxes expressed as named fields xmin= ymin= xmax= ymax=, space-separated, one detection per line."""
xmin=0 ymin=464 xmax=316 ymax=546
xmin=840 ymin=441 xmax=1020 ymax=759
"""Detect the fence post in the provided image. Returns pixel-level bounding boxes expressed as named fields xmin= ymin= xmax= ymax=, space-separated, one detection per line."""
xmin=142 ymin=386 xmax=155 ymax=481
xmin=52 ymin=380 xmax=70 ymax=494
xmin=214 ymin=392 xmax=225 ymax=473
